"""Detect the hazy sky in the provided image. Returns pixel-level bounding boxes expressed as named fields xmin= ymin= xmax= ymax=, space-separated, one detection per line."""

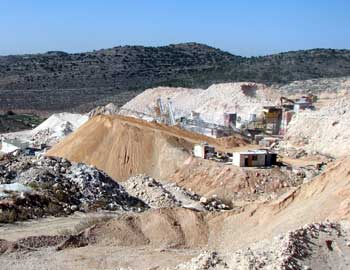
xmin=1 ymin=0 xmax=349 ymax=56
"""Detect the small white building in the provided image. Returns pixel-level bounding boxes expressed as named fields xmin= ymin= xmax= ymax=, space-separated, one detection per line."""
xmin=193 ymin=143 xmax=215 ymax=159
xmin=1 ymin=138 xmax=29 ymax=154
xmin=232 ymin=149 xmax=277 ymax=167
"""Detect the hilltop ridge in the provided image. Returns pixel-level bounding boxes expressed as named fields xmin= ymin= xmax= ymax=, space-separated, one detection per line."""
xmin=1 ymin=43 xmax=350 ymax=112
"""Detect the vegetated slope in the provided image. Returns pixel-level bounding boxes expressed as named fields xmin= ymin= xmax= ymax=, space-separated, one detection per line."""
xmin=46 ymin=114 xmax=246 ymax=180
xmin=0 ymin=112 xmax=44 ymax=133
xmin=1 ymin=43 xmax=350 ymax=112
xmin=0 ymin=43 xmax=236 ymax=112
xmin=276 ymin=75 xmax=350 ymax=97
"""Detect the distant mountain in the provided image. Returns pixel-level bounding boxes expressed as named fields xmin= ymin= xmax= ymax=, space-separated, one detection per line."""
xmin=0 ymin=43 xmax=350 ymax=112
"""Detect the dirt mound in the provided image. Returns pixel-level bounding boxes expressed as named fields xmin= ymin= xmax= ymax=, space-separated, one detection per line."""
xmin=170 ymin=157 xmax=301 ymax=204
xmin=66 ymin=153 xmax=350 ymax=252
xmin=91 ymin=208 xmax=209 ymax=249
xmin=47 ymin=115 xmax=246 ymax=180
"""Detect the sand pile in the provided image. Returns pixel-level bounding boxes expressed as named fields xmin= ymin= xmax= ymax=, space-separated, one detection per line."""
xmin=31 ymin=113 xmax=88 ymax=146
xmin=33 ymin=113 xmax=88 ymax=133
xmin=276 ymin=76 xmax=350 ymax=98
xmin=282 ymin=97 xmax=350 ymax=157
xmin=91 ymin=208 xmax=209 ymax=248
xmin=121 ymin=83 xmax=280 ymax=125
xmin=47 ymin=115 xmax=246 ymax=181
xmin=0 ymin=113 xmax=88 ymax=148
xmin=82 ymin=157 xmax=350 ymax=251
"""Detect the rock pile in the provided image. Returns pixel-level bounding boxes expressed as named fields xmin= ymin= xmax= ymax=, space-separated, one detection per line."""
xmin=122 ymin=175 xmax=231 ymax=211
xmin=122 ymin=175 xmax=180 ymax=208
xmin=175 ymin=221 xmax=350 ymax=270
xmin=0 ymin=152 xmax=147 ymax=222
xmin=175 ymin=251 xmax=228 ymax=270
xmin=88 ymin=103 xmax=119 ymax=118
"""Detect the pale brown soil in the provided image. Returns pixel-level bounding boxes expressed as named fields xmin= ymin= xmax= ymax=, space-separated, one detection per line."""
xmin=209 ymin=157 xmax=350 ymax=252
xmin=170 ymin=157 xmax=293 ymax=203
xmin=47 ymin=115 xmax=246 ymax=180
xmin=1 ymin=157 xmax=350 ymax=269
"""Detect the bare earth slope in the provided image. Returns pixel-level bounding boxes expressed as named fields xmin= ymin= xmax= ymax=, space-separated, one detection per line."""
xmin=282 ymin=97 xmax=350 ymax=157
xmin=210 ymin=157 xmax=350 ymax=251
xmin=1 ymin=157 xmax=350 ymax=269
xmin=47 ymin=115 xmax=246 ymax=180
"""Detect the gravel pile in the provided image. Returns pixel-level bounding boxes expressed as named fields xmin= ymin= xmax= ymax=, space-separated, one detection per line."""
xmin=175 ymin=251 xmax=228 ymax=270
xmin=122 ymin=175 xmax=180 ymax=208
xmin=122 ymin=175 xmax=231 ymax=211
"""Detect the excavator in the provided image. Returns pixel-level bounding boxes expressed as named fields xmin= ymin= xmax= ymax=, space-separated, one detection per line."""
xmin=280 ymin=96 xmax=295 ymax=106
xmin=280 ymin=96 xmax=295 ymax=110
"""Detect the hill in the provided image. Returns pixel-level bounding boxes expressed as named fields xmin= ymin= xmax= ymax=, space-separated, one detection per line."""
xmin=1 ymin=43 xmax=350 ymax=112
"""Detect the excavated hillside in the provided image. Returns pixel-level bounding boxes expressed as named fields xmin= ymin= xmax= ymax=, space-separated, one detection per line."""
xmin=47 ymin=115 xmax=246 ymax=180
xmin=169 ymin=157 xmax=298 ymax=203
xmin=209 ymin=157 xmax=350 ymax=251
xmin=87 ymin=157 xmax=350 ymax=252
xmin=121 ymin=82 xmax=280 ymax=124
xmin=281 ymin=97 xmax=350 ymax=157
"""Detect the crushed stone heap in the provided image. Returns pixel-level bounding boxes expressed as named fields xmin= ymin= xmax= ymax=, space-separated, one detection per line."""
xmin=122 ymin=174 xmax=230 ymax=211
xmin=176 ymin=221 xmax=350 ymax=270
xmin=0 ymin=152 xmax=147 ymax=223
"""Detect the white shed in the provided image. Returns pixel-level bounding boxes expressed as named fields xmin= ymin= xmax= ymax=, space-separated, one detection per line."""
xmin=193 ymin=143 xmax=215 ymax=159
xmin=232 ymin=150 xmax=277 ymax=167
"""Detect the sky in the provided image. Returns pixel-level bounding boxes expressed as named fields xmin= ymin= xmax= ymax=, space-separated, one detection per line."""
xmin=0 ymin=0 xmax=349 ymax=56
